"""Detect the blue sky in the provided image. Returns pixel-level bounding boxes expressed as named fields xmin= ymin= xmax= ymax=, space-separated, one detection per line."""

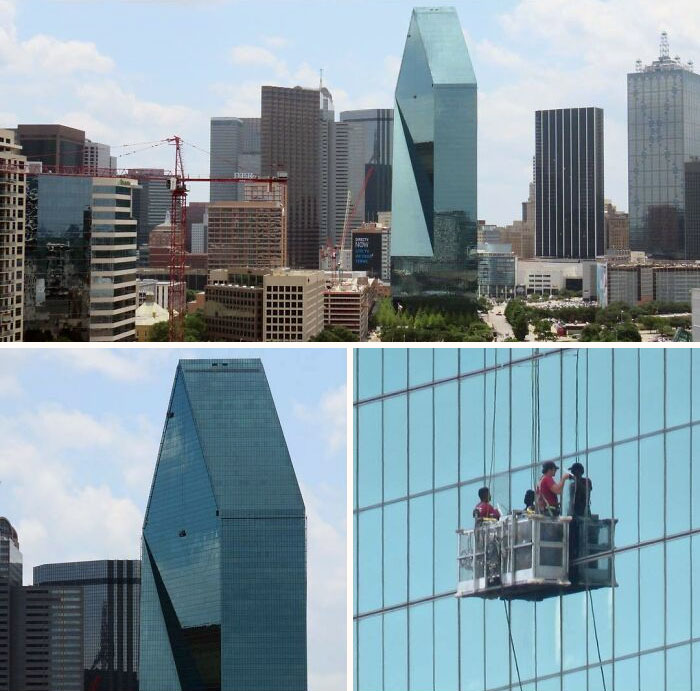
xmin=0 ymin=346 xmax=347 ymax=691
xmin=2 ymin=0 xmax=699 ymax=222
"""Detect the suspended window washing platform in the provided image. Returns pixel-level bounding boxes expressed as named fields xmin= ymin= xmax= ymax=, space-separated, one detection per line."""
xmin=457 ymin=513 xmax=617 ymax=601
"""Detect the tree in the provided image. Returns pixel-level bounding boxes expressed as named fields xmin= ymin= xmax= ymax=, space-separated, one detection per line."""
xmin=147 ymin=312 xmax=208 ymax=342
xmin=311 ymin=326 xmax=359 ymax=342
xmin=512 ymin=312 xmax=529 ymax=341
xmin=148 ymin=321 xmax=169 ymax=342
xmin=534 ymin=319 xmax=556 ymax=341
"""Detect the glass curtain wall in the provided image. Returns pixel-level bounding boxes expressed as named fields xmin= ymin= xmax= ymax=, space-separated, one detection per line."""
xmin=354 ymin=347 xmax=700 ymax=691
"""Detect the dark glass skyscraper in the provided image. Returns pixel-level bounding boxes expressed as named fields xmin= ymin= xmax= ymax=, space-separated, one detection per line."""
xmin=261 ymin=86 xmax=320 ymax=268
xmin=391 ymin=7 xmax=478 ymax=296
xmin=535 ymin=107 xmax=604 ymax=258
xmin=0 ymin=518 xmax=21 ymax=691
xmin=34 ymin=560 xmax=141 ymax=691
xmin=139 ymin=359 xmax=306 ymax=691
xmin=628 ymin=35 xmax=700 ymax=258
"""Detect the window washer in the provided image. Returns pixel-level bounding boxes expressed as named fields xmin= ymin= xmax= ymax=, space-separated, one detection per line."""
xmin=523 ymin=489 xmax=536 ymax=514
xmin=473 ymin=487 xmax=501 ymax=526
xmin=537 ymin=461 xmax=572 ymax=516
xmin=568 ymin=462 xmax=592 ymax=517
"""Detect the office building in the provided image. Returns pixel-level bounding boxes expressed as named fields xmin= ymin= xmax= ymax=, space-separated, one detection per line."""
xmin=261 ymin=86 xmax=320 ymax=269
xmin=692 ymin=288 xmax=700 ymax=341
xmin=391 ymin=8 xmax=478 ymax=296
xmin=210 ymin=118 xmax=261 ymax=203
xmin=535 ymin=107 xmax=604 ymax=258
xmin=205 ymin=268 xmax=265 ymax=342
xmin=83 ymin=140 xmax=113 ymax=174
xmin=128 ymin=170 xmax=170 ymax=249
xmin=23 ymin=175 xmax=138 ymax=341
xmin=16 ymin=125 xmax=85 ymax=170
xmin=263 ymin=269 xmax=324 ymax=341
xmin=11 ymin=586 xmax=84 ymax=691
xmin=34 ymin=560 xmax=140 ymax=691
xmin=0 ymin=129 xmax=26 ymax=342
xmin=600 ymin=261 xmax=700 ymax=306
xmin=324 ymin=278 xmax=372 ymax=340
xmin=135 ymin=296 xmax=169 ymax=340
xmin=516 ymin=258 xmax=590 ymax=294
xmin=207 ymin=201 xmax=286 ymax=271
xmin=628 ymin=34 xmax=700 ymax=257
xmin=0 ymin=518 xmax=21 ymax=691
xmin=477 ymin=246 xmax=516 ymax=298
xmin=190 ymin=208 xmax=208 ymax=255
xmin=686 ymin=160 xmax=700 ymax=259
xmin=605 ymin=201 xmax=629 ymax=252
xmin=355 ymin=347 xmax=700 ymax=691
xmin=352 ymin=223 xmax=391 ymax=282
xmin=148 ymin=216 xmax=173 ymax=270
xmin=339 ymin=109 xmax=393 ymax=225
xmin=139 ymin=359 xmax=307 ymax=690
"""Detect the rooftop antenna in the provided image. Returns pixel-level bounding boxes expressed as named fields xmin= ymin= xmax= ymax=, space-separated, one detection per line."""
xmin=319 ymin=68 xmax=324 ymax=90
xmin=660 ymin=31 xmax=669 ymax=59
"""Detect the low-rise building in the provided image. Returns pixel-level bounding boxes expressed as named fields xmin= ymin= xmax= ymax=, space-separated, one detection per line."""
xmin=205 ymin=268 xmax=266 ymax=342
xmin=601 ymin=261 xmax=700 ymax=306
xmin=477 ymin=244 xmax=516 ymax=298
xmin=263 ymin=269 xmax=325 ymax=341
xmin=516 ymin=258 xmax=593 ymax=295
xmin=135 ymin=295 xmax=169 ymax=341
xmin=324 ymin=278 xmax=372 ymax=340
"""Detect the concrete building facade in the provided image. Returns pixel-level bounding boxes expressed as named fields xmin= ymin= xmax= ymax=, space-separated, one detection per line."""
xmin=205 ymin=268 xmax=265 ymax=342
xmin=324 ymin=280 xmax=371 ymax=340
xmin=263 ymin=269 xmax=324 ymax=341
xmin=0 ymin=129 xmax=26 ymax=341
xmin=83 ymin=141 xmax=112 ymax=174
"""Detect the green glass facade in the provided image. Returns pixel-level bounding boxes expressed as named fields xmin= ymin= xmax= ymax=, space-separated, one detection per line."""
xmin=354 ymin=347 xmax=700 ymax=691
xmin=391 ymin=7 xmax=478 ymax=296
xmin=140 ymin=359 xmax=306 ymax=691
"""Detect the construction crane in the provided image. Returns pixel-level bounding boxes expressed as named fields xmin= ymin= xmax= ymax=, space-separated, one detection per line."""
xmin=1 ymin=136 xmax=288 ymax=342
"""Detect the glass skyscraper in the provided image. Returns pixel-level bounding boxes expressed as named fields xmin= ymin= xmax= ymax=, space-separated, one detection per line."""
xmin=354 ymin=347 xmax=700 ymax=691
xmin=139 ymin=359 xmax=306 ymax=691
xmin=34 ymin=560 xmax=141 ymax=691
xmin=391 ymin=7 xmax=478 ymax=297
xmin=628 ymin=35 xmax=700 ymax=258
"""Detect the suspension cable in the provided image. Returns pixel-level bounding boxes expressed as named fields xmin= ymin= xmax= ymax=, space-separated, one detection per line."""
xmin=488 ymin=364 xmax=498 ymax=494
xmin=587 ymin=589 xmax=608 ymax=691
xmin=503 ymin=600 xmax=524 ymax=691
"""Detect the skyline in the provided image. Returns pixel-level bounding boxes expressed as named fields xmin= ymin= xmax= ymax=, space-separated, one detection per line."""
xmin=0 ymin=347 xmax=347 ymax=691
xmin=2 ymin=1 xmax=699 ymax=225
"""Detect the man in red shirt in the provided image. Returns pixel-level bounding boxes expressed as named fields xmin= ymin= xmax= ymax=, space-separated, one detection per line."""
xmin=473 ymin=486 xmax=501 ymax=526
xmin=537 ymin=461 xmax=572 ymax=516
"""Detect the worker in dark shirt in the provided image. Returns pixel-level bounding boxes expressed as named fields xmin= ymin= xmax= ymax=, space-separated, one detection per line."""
xmin=473 ymin=486 xmax=501 ymax=525
xmin=568 ymin=462 xmax=592 ymax=517
xmin=537 ymin=461 xmax=571 ymax=516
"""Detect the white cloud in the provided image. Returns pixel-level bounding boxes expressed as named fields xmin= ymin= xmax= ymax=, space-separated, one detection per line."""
xmin=52 ymin=349 xmax=158 ymax=383
xmin=294 ymin=385 xmax=347 ymax=454
xmin=230 ymin=45 xmax=287 ymax=76
xmin=262 ymin=35 xmax=290 ymax=49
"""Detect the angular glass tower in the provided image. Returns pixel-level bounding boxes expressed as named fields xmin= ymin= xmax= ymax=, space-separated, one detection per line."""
xmin=391 ymin=7 xmax=478 ymax=296
xmin=139 ymin=359 xmax=306 ymax=691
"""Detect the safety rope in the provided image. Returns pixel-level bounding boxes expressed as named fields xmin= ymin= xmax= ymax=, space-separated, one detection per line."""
xmin=587 ymin=589 xmax=608 ymax=691
xmin=503 ymin=600 xmax=524 ymax=691
xmin=488 ymin=365 xmax=498 ymax=494
xmin=531 ymin=353 xmax=540 ymax=490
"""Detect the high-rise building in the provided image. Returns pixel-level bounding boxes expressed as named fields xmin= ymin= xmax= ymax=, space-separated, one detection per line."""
xmin=210 ymin=118 xmax=262 ymax=203
xmin=207 ymin=201 xmax=286 ymax=271
xmin=261 ymin=86 xmax=320 ymax=269
xmin=83 ymin=141 xmax=113 ymax=174
xmin=535 ymin=107 xmax=604 ymax=258
xmin=23 ymin=175 xmax=139 ymax=341
xmin=16 ymin=125 xmax=85 ymax=170
xmin=339 ymin=110 xmax=393 ymax=224
xmin=11 ymin=586 xmax=84 ymax=691
xmin=628 ymin=34 xmax=700 ymax=258
xmin=128 ymin=170 xmax=170 ymax=249
xmin=0 ymin=129 xmax=26 ymax=342
xmin=354 ymin=347 xmax=700 ymax=691
xmin=34 ymin=561 xmax=141 ymax=691
xmin=139 ymin=359 xmax=307 ymax=690
xmin=685 ymin=159 xmax=700 ymax=259
xmin=605 ymin=201 xmax=630 ymax=253
xmin=0 ymin=518 xmax=21 ymax=691
xmin=391 ymin=7 xmax=478 ymax=296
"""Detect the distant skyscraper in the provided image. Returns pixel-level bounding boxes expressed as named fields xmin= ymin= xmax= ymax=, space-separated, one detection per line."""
xmin=23 ymin=175 xmax=139 ymax=341
xmin=628 ymin=34 xmax=700 ymax=258
xmin=261 ymin=86 xmax=320 ymax=269
xmin=16 ymin=124 xmax=85 ymax=170
xmin=391 ymin=7 xmax=478 ymax=296
xmin=0 ymin=518 xmax=21 ymax=691
xmin=128 ymin=169 xmax=171 ymax=248
xmin=139 ymin=359 xmax=307 ymax=690
xmin=535 ymin=107 xmax=604 ymax=258
xmin=34 ymin=560 xmax=141 ymax=691
xmin=339 ymin=109 xmax=393 ymax=224
xmin=686 ymin=160 xmax=700 ymax=258
xmin=83 ymin=140 xmax=112 ymax=173
xmin=0 ymin=129 xmax=27 ymax=342
xmin=210 ymin=118 xmax=261 ymax=203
